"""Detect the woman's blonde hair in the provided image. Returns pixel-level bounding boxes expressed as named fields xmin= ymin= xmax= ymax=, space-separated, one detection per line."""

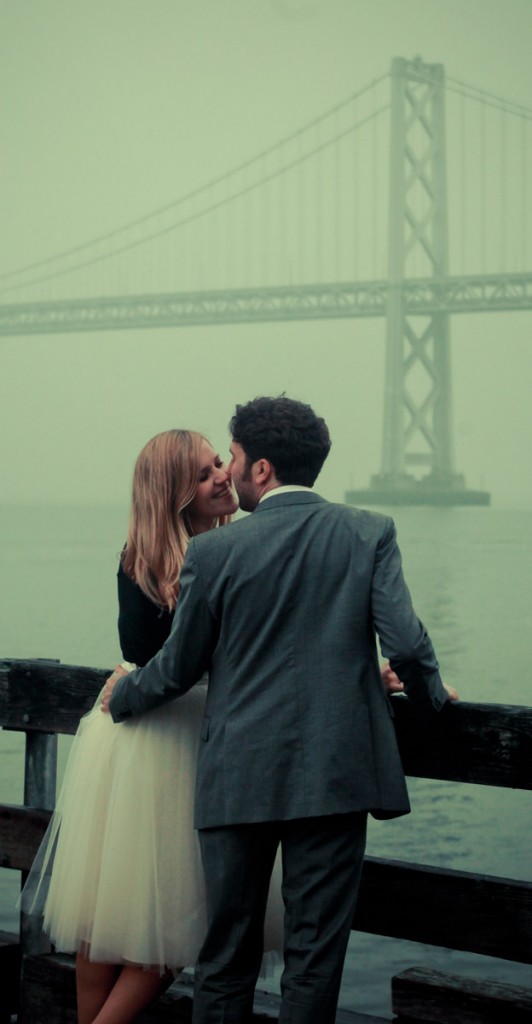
xmin=122 ymin=429 xmax=230 ymax=610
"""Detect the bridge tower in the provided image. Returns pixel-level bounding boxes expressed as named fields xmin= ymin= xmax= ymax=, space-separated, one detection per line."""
xmin=347 ymin=56 xmax=489 ymax=506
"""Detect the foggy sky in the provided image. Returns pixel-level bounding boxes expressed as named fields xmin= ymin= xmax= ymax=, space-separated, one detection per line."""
xmin=1 ymin=0 xmax=532 ymax=507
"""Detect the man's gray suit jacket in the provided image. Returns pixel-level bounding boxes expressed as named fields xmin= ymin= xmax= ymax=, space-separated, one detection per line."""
xmin=110 ymin=491 xmax=449 ymax=828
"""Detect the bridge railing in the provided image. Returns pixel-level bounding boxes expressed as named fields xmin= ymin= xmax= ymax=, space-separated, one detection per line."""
xmin=1 ymin=658 xmax=531 ymax=1024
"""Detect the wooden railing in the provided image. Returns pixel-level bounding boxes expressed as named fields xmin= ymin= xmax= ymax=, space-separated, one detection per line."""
xmin=1 ymin=658 xmax=531 ymax=1024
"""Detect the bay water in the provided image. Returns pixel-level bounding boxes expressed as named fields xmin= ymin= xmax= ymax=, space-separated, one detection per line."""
xmin=1 ymin=502 xmax=531 ymax=1018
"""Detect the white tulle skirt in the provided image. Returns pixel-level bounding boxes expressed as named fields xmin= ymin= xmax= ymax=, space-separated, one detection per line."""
xmin=22 ymin=683 xmax=283 ymax=974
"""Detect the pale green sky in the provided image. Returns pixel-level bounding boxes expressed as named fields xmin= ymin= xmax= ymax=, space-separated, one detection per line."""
xmin=1 ymin=0 xmax=531 ymax=506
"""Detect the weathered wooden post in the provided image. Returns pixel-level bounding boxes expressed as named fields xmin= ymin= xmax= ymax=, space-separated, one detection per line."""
xmin=20 ymin=665 xmax=58 ymax=957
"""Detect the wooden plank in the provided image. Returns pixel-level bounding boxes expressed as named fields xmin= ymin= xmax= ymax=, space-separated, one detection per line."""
xmin=5 ymin=816 xmax=530 ymax=965
xmin=353 ymin=856 xmax=532 ymax=965
xmin=19 ymin=954 xmax=388 ymax=1024
xmin=391 ymin=695 xmax=532 ymax=790
xmin=24 ymin=732 xmax=57 ymax=808
xmin=0 ymin=804 xmax=51 ymax=871
xmin=391 ymin=966 xmax=532 ymax=1023
xmin=0 ymin=660 xmax=107 ymax=733
xmin=1 ymin=660 xmax=532 ymax=788
xmin=19 ymin=952 xmax=77 ymax=1024
xmin=0 ymin=930 xmax=21 ymax=1024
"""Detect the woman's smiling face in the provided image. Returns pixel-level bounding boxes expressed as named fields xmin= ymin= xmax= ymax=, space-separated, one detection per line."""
xmin=185 ymin=442 xmax=238 ymax=532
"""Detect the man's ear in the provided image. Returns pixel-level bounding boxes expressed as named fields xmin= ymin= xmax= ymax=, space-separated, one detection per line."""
xmin=254 ymin=458 xmax=274 ymax=484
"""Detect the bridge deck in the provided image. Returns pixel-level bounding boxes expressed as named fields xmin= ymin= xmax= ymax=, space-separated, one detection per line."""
xmin=1 ymin=273 xmax=532 ymax=335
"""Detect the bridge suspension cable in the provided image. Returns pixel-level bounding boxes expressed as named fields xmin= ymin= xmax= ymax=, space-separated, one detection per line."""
xmin=0 ymin=74 xmax=389 ymax=295
xmin=443 ymin=70 xmax=532 ymax=275
xmin=446 ymin=75 xmax=532 ymax=121
xmin=3 ymin=64 xmax=531 ymax=303
xmin=410 ymin=65 xmax=532 ymax=121
xmin=0 ymin=101 xmax=389 ymax=297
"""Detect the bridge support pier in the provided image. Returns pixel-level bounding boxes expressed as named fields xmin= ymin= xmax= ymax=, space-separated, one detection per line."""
xmin=347 ymin=57 xmax=490 ymax=507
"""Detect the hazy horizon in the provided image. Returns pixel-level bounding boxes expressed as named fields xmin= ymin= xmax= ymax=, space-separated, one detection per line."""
xmin=2 ymin=1 xmax=532 ymax=509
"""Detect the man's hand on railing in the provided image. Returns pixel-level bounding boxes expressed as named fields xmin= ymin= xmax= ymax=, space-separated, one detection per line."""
xmin=101 ymin=664 xmax=130 ymax=714
xmin=381 ymin=663 xmax=460 ymax=702
xmin=381 ymin=662 xmax=404 ymax=694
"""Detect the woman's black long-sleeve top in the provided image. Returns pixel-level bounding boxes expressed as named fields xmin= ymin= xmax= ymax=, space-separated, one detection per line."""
xmin=117 ymin=561 xmax=174 ymax=668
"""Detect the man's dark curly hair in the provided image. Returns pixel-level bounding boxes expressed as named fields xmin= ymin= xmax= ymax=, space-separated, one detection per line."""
xmin=229 ymin=396 xmax=331 ymax=487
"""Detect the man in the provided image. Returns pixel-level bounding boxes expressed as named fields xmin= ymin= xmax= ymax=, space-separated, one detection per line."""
xmin=104 ymin=396 xmax=458 ymax=1024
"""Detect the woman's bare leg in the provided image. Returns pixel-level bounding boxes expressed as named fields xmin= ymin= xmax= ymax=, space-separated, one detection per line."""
xmin=89 ymin=964 xmax=175 ymax=1024
xmin=75 ymin=953 xmax=120 ymax=1024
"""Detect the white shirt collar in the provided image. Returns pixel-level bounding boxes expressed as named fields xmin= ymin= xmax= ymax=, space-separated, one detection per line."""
xmin=259 ymin=485 xmax=313 ymax=504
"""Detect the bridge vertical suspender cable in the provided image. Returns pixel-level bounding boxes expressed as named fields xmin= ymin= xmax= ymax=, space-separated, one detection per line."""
xmin=501 ymin=106 xmax=507 ymax=272
xmin=522 ymin=116 xmax=529 ymax=270
xmin=480 ymin=101 xmax=486 ymax=275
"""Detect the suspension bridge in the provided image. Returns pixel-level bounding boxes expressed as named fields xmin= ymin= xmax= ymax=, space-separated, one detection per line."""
xmin=2 ymin=56 xmax=532 ymax=504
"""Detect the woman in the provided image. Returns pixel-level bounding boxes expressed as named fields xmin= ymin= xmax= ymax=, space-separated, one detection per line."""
xmin=23 ymin=429 xmax=283 ymax=1024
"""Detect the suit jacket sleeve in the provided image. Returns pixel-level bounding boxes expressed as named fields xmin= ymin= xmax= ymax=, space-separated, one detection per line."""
xmin=371 ymin=517 xmax=449 ymax=713
xmin=109 ymin=541 xmax=215 ymax=722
